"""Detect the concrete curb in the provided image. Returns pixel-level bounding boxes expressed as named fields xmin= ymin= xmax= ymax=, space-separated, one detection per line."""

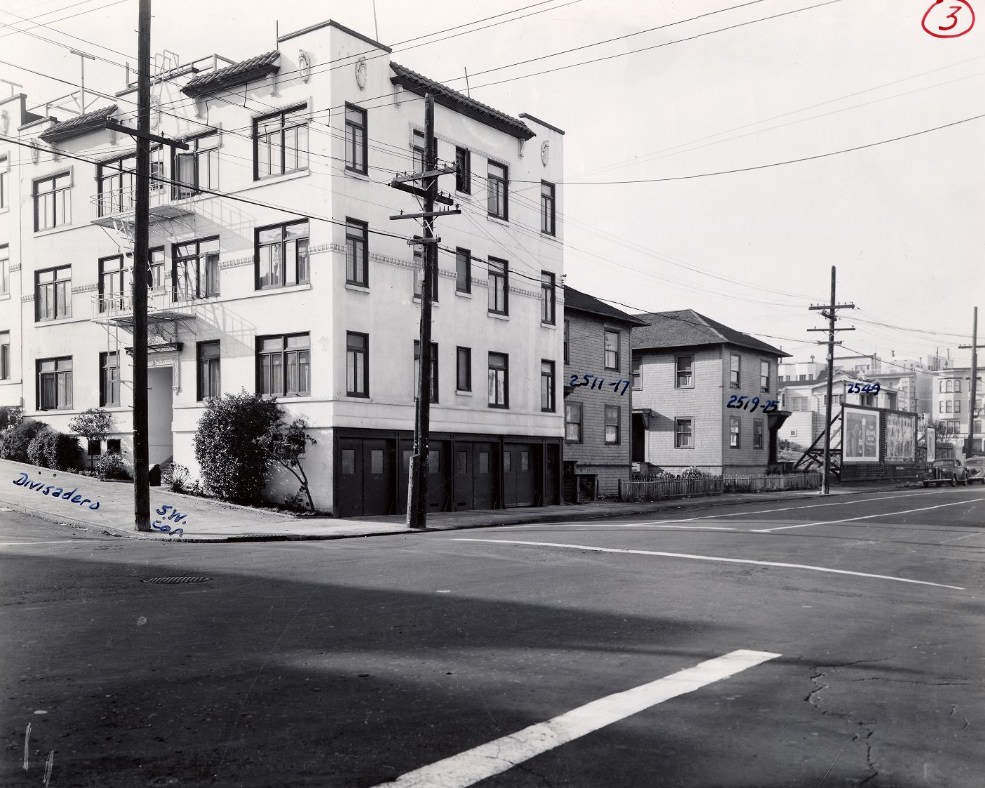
xmin=3 ymin=482 xmax=918 ymax=543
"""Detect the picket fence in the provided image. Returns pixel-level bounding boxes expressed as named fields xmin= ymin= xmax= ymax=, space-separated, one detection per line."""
xmin=618 ymin=471 xmax=822 ymax=502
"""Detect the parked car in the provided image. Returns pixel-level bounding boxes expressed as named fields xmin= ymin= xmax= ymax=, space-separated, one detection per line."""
xmin=963 ymin=456 xmax=985 ymax=485
xmin=922 ymin=458 xmax=970 ymax=487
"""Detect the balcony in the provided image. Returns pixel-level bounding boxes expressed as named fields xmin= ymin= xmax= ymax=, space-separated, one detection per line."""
xmin=90 ymin=183 xmax=195 ymax=228
xmin=91 ymin=289 xmax=196 ymax=329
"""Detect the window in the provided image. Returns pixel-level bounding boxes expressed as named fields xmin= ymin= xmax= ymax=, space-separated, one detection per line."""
xmin=35 ymin=266 xmax=71 ymax=321
xmin=255 ymin=105 xmax=308 ymax=179
xmin=955 ymin=400 xmax=961 ymax=414
xmin=0 ymin=331 xmax=9 ymax=380
xmin=96 ymin=155 xmax=134 ymax=216
xmin=760 ymin=360 xmax=770 ymax=393
xmin=0 ymin=244 xmax=8 ymax=295
xmin=99 ymin=351 xmax=120 ymax=407
xmin=0 ymin=156 xmax=7 ymax=210
xmin=413 ymin=340 xmax=438 ymax=403
xmin=345 ymin=218 xmax=368 ymax=287
xmin=753 ymin=419 xmax=764 ymax=450
xmin=541 ymin=181 xmax=556 ymax=235
xmin=488 ymin=257 xmax=508 ymax=315
xmin=456 ymin=248 xmax=471 ymax=293
xmin=174 ymin=132 xmax=219 ymax=197
xmin=258 ymin=333 xmax=310 ymax=397
xmin=456 ymin=347 xmax=471 ymax=392
xmin=632 ymin=356 xmax=642 ymax=390
xmin=954 ymin=379 xmax=962 ymax=393
xmin=344 ymin=104 xmax=367 ymax=174
xmin=487 ymin=160 xmax=508 ymax=219
xmin=604 ymin=329 xmax=620 ymax=370
xmin=346 ymin=332 xmax=368 ymax=397
xmin=730 ymin=416 xmax=740 ymax=448
xmin=946 ymin=401 xmax=953 ymax=414
xmin=412 ymin=130 xmax=425 ymax=173
xmin=413 ymin=245 xmax=438 ymax=301
xmin=541 ymin=272 xmax=556 ymax=325
xmin=257 ymin=221 xmax=308 ymax=290
xmin=939 ymin=401 xmax=945 ymax=414
xmin=541 ymin=360 xmax=555 ymax=412
xmin=488 ymin=352 xmax=508 ymax=408
xmin=676 ymin=355 xmax=694 ymax=388
xmin=98 ymin=255 xmax=125 ymax=313
xmin=148 ymin=247 xmax=165 ymax=292
xmin=565 ymin=402 xmax=582 ymax=443
xmin=34 ymin=172 xmax=71 ymax=231
xmin=564 ymin=319 xmax=570 ymax=363
xmin=197 ymin=341 xmax=221 ymax=401
xmin=455 ymin=147 xmax=471 ymax=193
xmin=675 ymin=418 xmax=693 ymax=448
xmin=37 ymin=357 xmax=72 ymax=410
xmin=605 ymin=405 xmax=620 ymax=444
xmin=730 ymin=353 xmax=741 ymax=389
xmin=174 ymin=236 xmax=220 ymax=299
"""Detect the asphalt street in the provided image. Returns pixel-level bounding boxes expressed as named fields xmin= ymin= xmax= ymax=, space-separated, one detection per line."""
xmin=2 ymin=487 xmax=983 ymax=787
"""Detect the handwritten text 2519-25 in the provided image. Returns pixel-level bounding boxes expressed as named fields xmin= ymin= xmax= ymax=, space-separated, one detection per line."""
xmin=726 ymin=395 xmax=778 ymax=413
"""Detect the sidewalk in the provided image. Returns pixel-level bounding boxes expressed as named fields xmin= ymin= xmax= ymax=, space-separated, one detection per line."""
xmin=0 ymin=458 xmax=911 ymax=543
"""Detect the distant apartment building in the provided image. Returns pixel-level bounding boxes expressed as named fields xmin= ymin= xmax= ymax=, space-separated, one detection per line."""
xmin=0 ymin=19 xmax=566 ymax=516
xmin=561 ymin=286 xmax=645 ymax=500
xmin=631 ymin=310 xmax=789 ymax=474
xmin=933 ymin=367 xmax=983 ymax=456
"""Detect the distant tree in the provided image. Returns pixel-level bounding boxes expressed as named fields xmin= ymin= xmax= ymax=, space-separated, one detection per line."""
xmin=69 ymin=408 xmax=114 ymax=467
xmin=259 ymin=418 xmax=317 ymax=511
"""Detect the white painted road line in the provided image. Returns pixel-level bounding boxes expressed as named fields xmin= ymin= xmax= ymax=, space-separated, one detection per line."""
xmin=375 ymin=649 xmax=780 ymax=788
xmin=752 ymin=497 xmax=985 ymax=533
xmin=0 ymin=540 xmax=81 ymax=547
xmin=454 ymin=539 xmax=966 ymax=591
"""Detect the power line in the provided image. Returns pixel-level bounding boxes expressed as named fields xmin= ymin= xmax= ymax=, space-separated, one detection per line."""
xmin=526 ymin=110 xmax=985 ymax=185
xmin=0 ymin=0 xmax=129 ymax=41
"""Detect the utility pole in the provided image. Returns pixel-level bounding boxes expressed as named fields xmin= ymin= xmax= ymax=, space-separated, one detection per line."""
xmin=958 ymin=306 xmax=983 ymax=458
xmin=389 ymin=94 xmax=459 ymax=529
xmin=808 ymin=266 xmax=855 ymax=495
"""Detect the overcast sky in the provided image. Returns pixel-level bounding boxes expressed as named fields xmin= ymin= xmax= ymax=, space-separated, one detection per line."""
xmin=3 ymin=0 xmax=982 ymax=370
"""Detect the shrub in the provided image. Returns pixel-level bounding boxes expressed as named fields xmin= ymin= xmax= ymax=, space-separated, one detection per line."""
xmin=258 ymin=417 xmax=317 ymax=511
xmin=680 ymin=466 xmax=708 ymax=480
xmin=162 ymin=463 xmax=191 ymax=493
xmin=96 ymin=452 xmax=132 ymax=481
xmin=27 ymin=428 xmax=81 ymax=471
xmin=193 ymin=391 xmax=281 ymax=505
xmin=0 ymin=420 xmax=49 ymax=463
xmin=0 ymin=406 xmax=23 ymax=437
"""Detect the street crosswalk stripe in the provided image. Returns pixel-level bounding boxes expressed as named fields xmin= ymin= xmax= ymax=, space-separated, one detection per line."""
xmin=374 ymin=649 xmax=780 ymax=788
xmin=453 ymin=539 xmax=965 ymax=591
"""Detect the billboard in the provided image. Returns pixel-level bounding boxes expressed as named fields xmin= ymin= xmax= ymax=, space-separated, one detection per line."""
xmin=926 ymin=427 xmax=936 ymax=463
xmin=842 ymin=407 xmax=880 ymax=463
xmin=885 ymin=412 xmax=917 ymax=463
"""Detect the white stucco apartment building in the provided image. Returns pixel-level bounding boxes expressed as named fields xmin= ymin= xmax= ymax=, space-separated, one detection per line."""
xmin=0 ymin=19 xmax=566 ymax=516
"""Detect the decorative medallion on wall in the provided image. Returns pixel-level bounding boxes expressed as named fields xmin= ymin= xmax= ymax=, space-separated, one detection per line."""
xmin=30 ymin=144 xmax=39 ymax=164
xmin=355 ymin=57 xmax=368 ymax=90
xmin=0 ymin=110 xmax=8 ymax=135
xmin=298 ymin=50 xmax=311 ymax=83
xmin=540 ymin=139 xmax=550 ymax=166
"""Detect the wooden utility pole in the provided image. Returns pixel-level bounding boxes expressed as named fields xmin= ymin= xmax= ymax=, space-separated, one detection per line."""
xmin=958 ymin=306 xmax=983 ymax=458
xmin=808 ymin=266 xmax=855 ymax=495
xmin=131 ymin=0 xmax=152 ymax=531
xmin=389 ymin=94 xmax=459 ymax=529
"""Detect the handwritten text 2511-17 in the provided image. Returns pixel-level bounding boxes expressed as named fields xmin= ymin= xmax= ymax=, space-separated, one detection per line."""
xmin=568 ymin=374 xmax=630 ymax=396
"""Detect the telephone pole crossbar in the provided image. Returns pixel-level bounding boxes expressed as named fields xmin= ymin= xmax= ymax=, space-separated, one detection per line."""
xmin=809 ymin=266 xmax=855 ymax=495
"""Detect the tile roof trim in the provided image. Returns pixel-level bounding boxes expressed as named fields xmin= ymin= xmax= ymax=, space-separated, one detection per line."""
xmin=182 ymin=51 xmax=280 ymax=98
xmin=37 ymin=105 xmax=117 ymax=143
xmin=390 ymin=62 xmax=535 ymax=141
xmin=518 ymin=112 xmax=565 ymax=135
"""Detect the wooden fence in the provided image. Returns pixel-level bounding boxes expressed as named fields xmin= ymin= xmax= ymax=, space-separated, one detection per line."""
xmin=618 ymin=472 xmax=821 ymax=502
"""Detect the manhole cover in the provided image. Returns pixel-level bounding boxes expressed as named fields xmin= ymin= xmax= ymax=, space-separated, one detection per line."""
xmin=142 ymin=576 xmax=212 ymax=585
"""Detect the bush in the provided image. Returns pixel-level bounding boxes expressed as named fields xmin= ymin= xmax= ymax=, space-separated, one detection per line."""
xmin=27 ymin=428 xmax=81 ymax=471
xmin=96 ymin=452 xmax=132 ymax=481
xmin=193 ymin=391 xmax=281 ymax=505
xmin=162 ymin=463 xmax=191 ymax=493
xmin=0 ymin=420 xmax=49 ymax=463
xmin=0 ymin=406 xmax=23 ymax=437
xmin=680 ymin=466 xmax=708 ymax=480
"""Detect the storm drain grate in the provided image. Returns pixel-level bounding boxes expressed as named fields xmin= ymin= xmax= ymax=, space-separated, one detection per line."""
xmin=142 ymin=576 xmax=212 ymax=585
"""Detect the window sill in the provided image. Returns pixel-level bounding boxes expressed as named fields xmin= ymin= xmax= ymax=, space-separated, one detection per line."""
xmin=0 ymin=293 xmax=10 ymax=301
xmin=488 ymin=404 xmax=509 ymax=410
xmin=244 ymin=169 xmax=311 ymax=191
xmin=455 ymin=290 xmax=472 ymax=298
xmin=412 ymin=296 xmax=439 ymax=307
xmin=33 ymin=224 xmax=76 ymax=239
xmin=541 ymin=321 xmax=556 ymax=329
xmin=345 ymin=283 xmax=370 ymax=293
xmin=488 ymin=311 xmax=509 ymax=321
xmin=487 ymin=215 xmax=509 ymax=227
xmin=253 ymin=283 xmax=312 ymax=296
xmin=35 ymin=315 xmax=85 ymax=327
xmin=455 ymin=390 xmax=472 ymax=397
xmin=344 ymin=169 xmax=372 ymax=182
